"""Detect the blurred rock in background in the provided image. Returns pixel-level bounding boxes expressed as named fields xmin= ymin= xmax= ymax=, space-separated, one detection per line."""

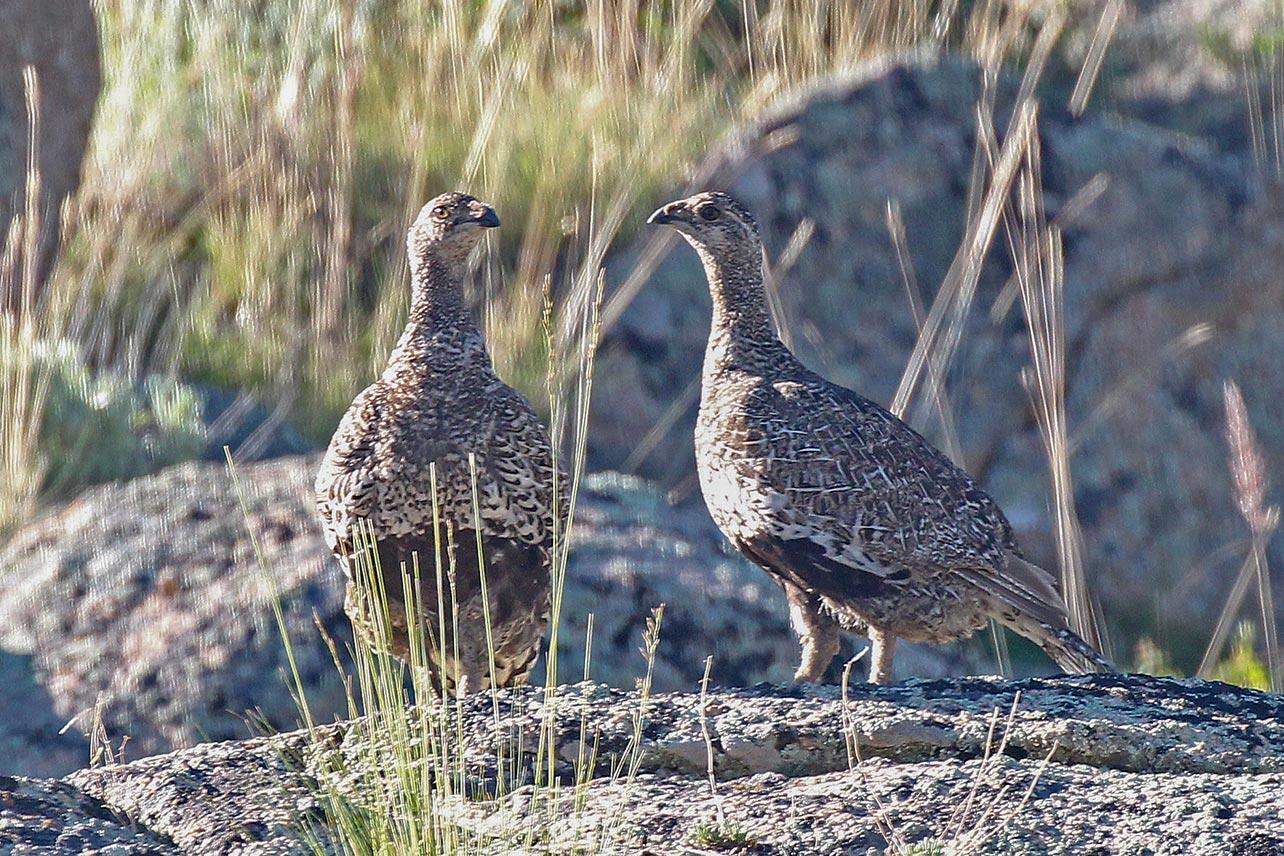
xmin=1063 ymin=0 xmax=1274 ymax=156
xmin=0 ymin=456 xmax=350 ymax=778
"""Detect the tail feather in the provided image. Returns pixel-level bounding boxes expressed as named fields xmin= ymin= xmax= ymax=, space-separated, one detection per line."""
xmin=965 ymin=554 xmax=1115 ymax=675
xmin=1038 ymin=626 xmax=1115 ymax=674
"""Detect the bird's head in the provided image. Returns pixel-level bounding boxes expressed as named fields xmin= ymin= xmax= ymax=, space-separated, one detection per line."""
xmin=408 ymin=191 xmax=500 ymax=270
xmin=646 ymin=191 xmax=760 ymax=261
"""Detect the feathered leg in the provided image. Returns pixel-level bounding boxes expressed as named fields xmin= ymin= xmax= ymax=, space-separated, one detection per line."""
xmin=786 ymin=586 xmax=840 ymax=683
xmin=868 ymin=627 xmax=896 ymax=684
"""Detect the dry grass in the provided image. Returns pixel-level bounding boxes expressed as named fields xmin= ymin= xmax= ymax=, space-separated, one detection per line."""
xmin=1001 ymin=105 xmax=1106 ymax=656
xmin=1 ymin=0 xmax=1063 ymax=530
xmin=1197 ymin=382 xmax=1280 ymax=690
xmin=1 ymin=68 xmax=49 ymax=528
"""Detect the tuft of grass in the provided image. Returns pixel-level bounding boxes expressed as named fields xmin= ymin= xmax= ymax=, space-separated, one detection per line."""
xmin=691 ymin=820 xmax=757 ymax=851
xmin=1208 ymin=623 xmax=1273 ymax=692
xmin=59 ymin=693 xmax=131 ymax=769
xmin=3 ymin=337 xmax=205 ymax=494
xmin=899 ymin=841 xmax=946 ymax=856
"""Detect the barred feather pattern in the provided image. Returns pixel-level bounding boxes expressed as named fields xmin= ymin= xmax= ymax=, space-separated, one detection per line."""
xmin=315 ymin=193 xmax=565 ymax=692
xmin=656 ymin=191 xmax=1111 ymax=682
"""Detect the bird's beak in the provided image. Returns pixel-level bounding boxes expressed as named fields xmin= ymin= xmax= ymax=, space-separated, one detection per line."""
xmin=647 ymin=203 xmax=683 ymax=226
xmin=474 ymin=205 xmax=501 ymax=228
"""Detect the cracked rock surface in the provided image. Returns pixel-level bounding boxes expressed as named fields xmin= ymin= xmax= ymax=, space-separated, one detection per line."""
xmin=3 ymin=675 xmax=1280 ymax=854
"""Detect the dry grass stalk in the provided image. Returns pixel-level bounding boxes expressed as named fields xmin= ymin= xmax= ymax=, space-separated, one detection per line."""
xmin=1243 ymin=22 xmax=1284 ymax=180
xmin=891 ymin=96 xmax=1036 ymax=420
xmin=1 ymin=66 xmax=49 ymax=530
xmin=1224 ymin=381 xmax=1278 ymax=538
xmin=885 ymin=200 xmax=964 ymax=466
xmin=1068 ymin=0 xmax=1123 ymax=116
xmin=763 ymin=217 xmax=815 ymax=353
xmin=697 ymin=655 xmax=729 ymax=831
xmin=1199 ymin=381 xmax=1280 ymax=689
xmin=1002 ymin=114 xmax=1106 ymax=654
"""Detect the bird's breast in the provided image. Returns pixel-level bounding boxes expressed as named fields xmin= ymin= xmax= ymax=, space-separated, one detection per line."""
xmin=696 ymin=439 xmax=783 ymax=540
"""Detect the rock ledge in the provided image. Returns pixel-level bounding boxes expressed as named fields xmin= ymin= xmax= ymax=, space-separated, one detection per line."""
xmin=3 ymin=674 xmax=1282 ymax=854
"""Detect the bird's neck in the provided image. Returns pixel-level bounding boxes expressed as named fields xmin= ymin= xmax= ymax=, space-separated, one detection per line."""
xmin=387 ymin=254 xmax=487 ymax=374
xmin=698 ymin=245 xmax=788 ymax=377
xmin=406 ymin=252 xmax=471 ymax=325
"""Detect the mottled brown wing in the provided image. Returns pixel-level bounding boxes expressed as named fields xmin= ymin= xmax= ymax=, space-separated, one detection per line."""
xmin=481 ymin=382 xmax=570 ymax=544
xmin=750 ymin=375 xmax=1019 ymax=582
xmin=783 ymin=380 xmax=1087 ymax=639
xmin=316 ymin=383 xmax=386 ymax=550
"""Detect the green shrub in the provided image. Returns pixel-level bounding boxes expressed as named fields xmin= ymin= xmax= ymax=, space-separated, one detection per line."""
xmin=2 ymin=336 xmax=205 ymax=498
xmin=1208 ymin=623 xmax=1273 ymax=691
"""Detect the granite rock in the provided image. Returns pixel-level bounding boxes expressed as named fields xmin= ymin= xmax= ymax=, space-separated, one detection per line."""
xmin=2 ymin=674 xmax=1277 ymax=854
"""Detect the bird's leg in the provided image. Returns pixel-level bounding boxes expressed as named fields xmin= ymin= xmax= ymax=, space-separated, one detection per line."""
xmin=867 ymin=627 xmax=896 ymax=685
xmin=787 ymin=589 xmax=841 ymax=684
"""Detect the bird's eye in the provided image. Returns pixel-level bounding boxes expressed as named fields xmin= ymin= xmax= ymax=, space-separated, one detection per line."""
xmin=698 ymin=205 xmax=720 ymax=221
xmin=431 ymin=206 xmax=450 ymax=220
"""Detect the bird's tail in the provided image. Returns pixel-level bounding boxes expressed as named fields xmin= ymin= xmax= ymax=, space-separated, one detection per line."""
xmin=1033 ymin=624 xmax=1115 ymax=674
xmin=963 ymin=555 xmax=1115 ymax=675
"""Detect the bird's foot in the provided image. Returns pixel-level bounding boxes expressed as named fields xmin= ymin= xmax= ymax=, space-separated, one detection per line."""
xmin=790 ymin=676 xmax=829 ymax=690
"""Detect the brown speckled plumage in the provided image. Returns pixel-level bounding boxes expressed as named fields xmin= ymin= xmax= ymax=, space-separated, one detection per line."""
xmin=316 ymin=192 xmax=565 ymax=692
xmin=649 ymin=191 xmax=1111 ymax=684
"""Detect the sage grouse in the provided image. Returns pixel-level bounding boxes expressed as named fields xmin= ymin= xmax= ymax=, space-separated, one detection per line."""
xmin=648 ymin=191 xmax=1111 ymax=684
xmin=316 ymin=192 xmax=565 ymax=692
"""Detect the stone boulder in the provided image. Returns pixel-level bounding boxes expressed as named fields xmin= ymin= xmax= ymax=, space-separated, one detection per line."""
xmin=1063 ymin=0 xmax=1275 ymax=159
xmin=0 ymin=774 xmax=177 ymax=855
xmin=0 ymin=456 xmax=353 ymax=780
xmin=595 ymin=52 xmax=1284 ymax=665
xmin=0 ymin=0 xmax=100 ymax=305
xmin=2 ymin=675 xmax=1281 ymax=854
